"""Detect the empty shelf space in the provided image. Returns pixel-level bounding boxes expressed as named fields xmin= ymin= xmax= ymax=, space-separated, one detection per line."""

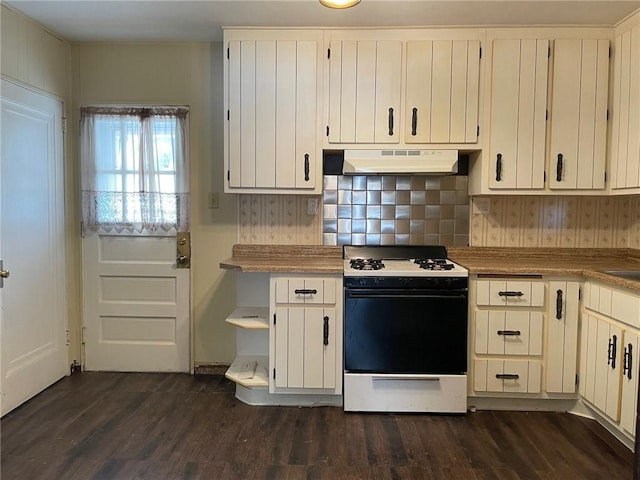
xmin=225 ymin=355 xmax=269 ymax=388
xmin=225 ymin=307 xmax=269 ymax=329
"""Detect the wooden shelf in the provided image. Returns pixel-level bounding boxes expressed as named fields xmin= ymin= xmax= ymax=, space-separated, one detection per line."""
xmin=225 ymin=355 xmax=269 ymax=388
xmin=225 ymin=307 xmax=269 ymax=329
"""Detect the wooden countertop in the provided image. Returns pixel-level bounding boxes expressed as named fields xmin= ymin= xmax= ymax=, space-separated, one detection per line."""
xmin=220 ymin=245 xmax=640 ymax=292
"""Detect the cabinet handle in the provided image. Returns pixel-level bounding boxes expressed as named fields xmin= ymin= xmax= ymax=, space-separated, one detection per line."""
xmin=556 ymin=289 xmax=563 ymax=320
xmin=497 ymin=330 xmax=521 ymax=336
xmin=556 ymin=153 xmax=563 ymax=182
xmin=496 ymin=373 xmax=519 ymax=380
xmin=624 ymin=343 xmax=633 ymax=380
xmin=411 ymin=107 xmax=418 ymax=136
xmin=496 ymin=153 xmax=502 ymax=181
xmin=323 ymin=316 xmax=329 ymax=346
xmin=304 ymin=153 xmax=310 ymax=182
xmin=294 ymin=289 xmax=317 ymax=295
xmin=608 ymin=334 xmax=618 ymax=369
xmin=388 ymin=107 xmax=394 ymax=136
xmin=498 ymin=291 xmax=524 ymax=297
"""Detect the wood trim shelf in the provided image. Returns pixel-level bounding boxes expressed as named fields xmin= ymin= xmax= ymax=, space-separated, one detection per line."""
xmin=225 ymin=355 xmax=269 ymax=388
xmin=225 ymin=307 xmax=269 ymax=329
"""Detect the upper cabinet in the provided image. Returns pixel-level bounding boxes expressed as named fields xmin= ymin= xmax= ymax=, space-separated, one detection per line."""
xmin=325 ymin=30 xmax=483 ymax=149
xmin=224 ymin=30 xmax=323 ymax=194
xmin=327 ymin=40 xmax=402 ymax=144
xmin=610 ymin=14 xmax=640 ymax=194
xmin=548 ymin=39 xmax=609 ymax=190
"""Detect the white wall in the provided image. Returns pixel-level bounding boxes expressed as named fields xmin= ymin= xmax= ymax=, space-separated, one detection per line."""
xmin=72 ymin=42 xmax=239 ymax=365
xmin=0 ymin=5 xmax=82 ymax=364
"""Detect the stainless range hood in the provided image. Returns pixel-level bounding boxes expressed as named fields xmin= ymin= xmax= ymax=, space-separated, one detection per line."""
xmin=342 ymin=149 xmax=458 ymax=175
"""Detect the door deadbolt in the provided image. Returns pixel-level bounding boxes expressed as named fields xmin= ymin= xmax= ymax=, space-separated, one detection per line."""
xmin=176 ymin=232 xmax=191 ymax=269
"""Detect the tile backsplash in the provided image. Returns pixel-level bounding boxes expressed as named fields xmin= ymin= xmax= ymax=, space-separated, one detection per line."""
xmin=322 ymin=175 xmax=470 ymax=246
xmin=470 ymin=195 xmax=640 ymax=249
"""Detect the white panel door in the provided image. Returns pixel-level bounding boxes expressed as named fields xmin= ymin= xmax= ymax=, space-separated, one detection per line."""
xmin=1 ymin=79 xmax=67 ymax=416
xmin=83 ymin=233 xmax=190 ymax=372
xmin=546 ymin=281 xmax=579 ymax=393
xmin=374 ymin=41 xmax=402 ymax=143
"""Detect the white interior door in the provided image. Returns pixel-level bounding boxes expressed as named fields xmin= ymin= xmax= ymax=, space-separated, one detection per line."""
xmin=0 ymin=79 xmax=67 ymax=416
xmin=82 ymin=232 xmax=190 ymax=372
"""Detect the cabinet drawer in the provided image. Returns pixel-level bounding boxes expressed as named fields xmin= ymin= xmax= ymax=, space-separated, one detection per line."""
xmin=274 ymin=278 xmax=337 ymax=305
xmin=474 ymin=359 xmax=541 ymax=393
xmin=475 ymin=280 xmax=545 ymax=307
xmin=474 ymin=309 xmax=543 ymax=356
xmin=585 ymin=282 xmax=640 ymax=329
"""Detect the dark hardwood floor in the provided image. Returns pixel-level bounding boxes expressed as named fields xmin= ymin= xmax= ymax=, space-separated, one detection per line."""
xmin=1 ymin=372 xmax=634 ymax=480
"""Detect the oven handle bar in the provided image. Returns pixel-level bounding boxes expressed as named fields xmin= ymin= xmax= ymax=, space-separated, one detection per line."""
xmin=346 ymin=293 xmax=467 ymax=299
xmin=372 ymin=375 xmax=441 ymax=381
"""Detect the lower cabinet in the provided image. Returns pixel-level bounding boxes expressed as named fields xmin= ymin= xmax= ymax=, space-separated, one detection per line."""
xmin=470 ymin=276 xmax=580 ymax=398
xmin=580 ymin=281 xmax=640 ymax=440
xmin=225 ymin=272 xmax=343 ymax=405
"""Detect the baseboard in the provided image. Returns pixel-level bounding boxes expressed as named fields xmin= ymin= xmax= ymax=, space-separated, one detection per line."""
xmin=193 ymin=363 xmax=230 ymax=375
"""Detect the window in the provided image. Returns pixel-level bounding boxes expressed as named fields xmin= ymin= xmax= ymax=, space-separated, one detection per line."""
xmin=80 ymin=106 xmax=189 ymax=233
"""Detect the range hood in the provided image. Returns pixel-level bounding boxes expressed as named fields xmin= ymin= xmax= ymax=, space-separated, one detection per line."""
xmin=342 ymin=149 xmax=458 ymax=175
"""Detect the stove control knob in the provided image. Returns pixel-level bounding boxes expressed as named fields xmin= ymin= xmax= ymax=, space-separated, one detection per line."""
xmin=402 ymin=278 xmax=410 ymax=287
xmin=359 ymin=278 xmax=367 ymax=286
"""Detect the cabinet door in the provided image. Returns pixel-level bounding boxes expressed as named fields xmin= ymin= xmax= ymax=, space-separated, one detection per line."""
xmin=488 ymin=39 xmax=547 ymax=190
xmin=546 ymin=282 xmax=580 ymax=393
xmin=620 ymin=331 xmax=640 ymax=437
xmin=227 ymin=39 xmax=318 ymax=191
xmin=328 ymin=40 xmax=401 ymax=144
xmin=549 ymin=39 xmax=609 ymax=190
xmin=611 ymin=24 xmax=640 ymax=190
xmin=593 ymin=319 xmax=622 ymax=421
xmin=405 ymin=40 xmax=480 ymax=144
xmin=273 ymin=307 xmax=336 ymax=390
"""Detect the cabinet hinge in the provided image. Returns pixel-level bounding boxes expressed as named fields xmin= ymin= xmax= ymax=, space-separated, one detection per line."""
xmin=227 ymin=110 xmax=230 ymax=121
xmin=227 ymin=170 xmax=230 ymax=181
xmin=62 ymin=117 xmax=67 ymax=133
xmin=327 ymin=48 xmax=331 ymax=59
xmin=479 ymin=47 xmax=482 ymax=59
xmin=273 ymin=313 xmax=276 ymax=325
xmin=65 ymin=330 xmax=70 ymax=346
xmin=604 ymin=171 xmax=607 ymax=183
xmin=476 ymin=125 xmax=480 ymax=137
xmin=227 ymin=47 xmax=229 ymax=59
xmin=606 ymin=109 xmax=610 ymax=121
xmin=544 ymin=171 xmax=547 ymax=183
xmin=273 ymin=368 xmax=276 ymax=380
xmin=548 ymin=46 xmax=551 ymax=58
xmin=575 ymin=373 xmax=579 ymax=385
xmin=609 ymin=45 xmax=612 ymax=58
xmin=546 ymin=110 xmax=549 ymax=121
xmin=326 ymin=126 xmax=329 ymax=137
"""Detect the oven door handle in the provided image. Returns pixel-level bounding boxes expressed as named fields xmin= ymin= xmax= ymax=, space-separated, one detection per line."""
xmin=372 ymin=375 xmax=441 ymax=381
xmin=346 ymin=293 xmax=467 ymax=299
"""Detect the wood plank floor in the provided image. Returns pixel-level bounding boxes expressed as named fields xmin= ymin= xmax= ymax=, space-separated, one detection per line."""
xmin=1 ymin=373 xmax=634 ymax=480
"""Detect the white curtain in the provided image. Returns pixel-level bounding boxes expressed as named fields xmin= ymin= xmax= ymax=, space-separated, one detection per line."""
xmin=80 ymin=106 xmax=189 ymax=233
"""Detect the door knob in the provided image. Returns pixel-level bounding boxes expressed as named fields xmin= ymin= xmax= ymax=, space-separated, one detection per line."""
xmin=0 ymin=269 xmax=9 ymax=279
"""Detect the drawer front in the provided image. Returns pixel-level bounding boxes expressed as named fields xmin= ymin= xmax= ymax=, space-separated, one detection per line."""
xmin=474 ymin=359 xmax=541 ymax=393
xmin=476 ymin=280 xmax=545 ymax=307
xmin=274 ymin=278 xmax=336 ymax=305
xmin=475 ymin=309 xmax=543 ymax=356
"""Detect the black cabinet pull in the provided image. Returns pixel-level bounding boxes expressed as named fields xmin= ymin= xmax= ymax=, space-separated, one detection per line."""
xmin=608 ymin=335 xmax=618 ymax=369
xmin=496 ymin=153 xmax=502 ymax=181
xmin=388 ymin=107 xmax=394 ymax=136
xmin=556 ymin=289 xmax=563 ymax=320
xmin=323 ymin=316 xmax=329 ymax=346
xmin=624 ymin=343 xmax=633 ymax=380
xmin=304 ymin=153 xmax=310 ymax=182
xmin=497 ymin=330 xmax=521 ymax=336
xmin=556 ymin=153 xmax=563 ymax=182
xmin=498 ymin=291 xmax=524 ymax=297
xmin=411 ymin=107 xmax=418 ymax=136
xmin=496 ymin=373 xmax=519 ymax=380
xmin=294 ymin=289 xmax=317 ymax=295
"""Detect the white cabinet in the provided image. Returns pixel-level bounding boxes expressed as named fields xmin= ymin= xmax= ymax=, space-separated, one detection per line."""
xmin=270 ymin=275 xmax=343 ymax=394
xmin=549 ymin=39 xmax=609 ymax=190
xmin=405 ymin=40 xmax=480 ymax=144
xmin=488 ymin=39 xmax=548 ymax=190
xmin=611 ymin=18 xmax=640 ymax=193
xmin=327 ymin=40 xmax=402 ymax=144
xmin=546 ymin=281 xmax=580 ymax=393
xmin=581 ymin=281 xmax=640 ymax=439
xmin=224 ymin=30 xmax=322 ymax=194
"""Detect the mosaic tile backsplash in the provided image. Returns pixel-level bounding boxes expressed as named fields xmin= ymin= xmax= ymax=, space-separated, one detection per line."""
xmin=322 ymin=175 xmax=470 ymax=246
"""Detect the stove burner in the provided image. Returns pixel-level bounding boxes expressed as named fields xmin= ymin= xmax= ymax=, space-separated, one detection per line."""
xmin=350 ymin=258 xmax=385 ymax=271
xmin=414 ymin=258 xmax=454 ymax=271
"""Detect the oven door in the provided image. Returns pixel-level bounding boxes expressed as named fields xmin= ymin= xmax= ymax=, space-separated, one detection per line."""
xmin=344 ymin=288 xmax=468 ymax=375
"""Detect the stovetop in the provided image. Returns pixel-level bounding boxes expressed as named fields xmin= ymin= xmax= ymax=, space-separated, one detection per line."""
xmin=343 ymin=245 xmax=468 ymax=278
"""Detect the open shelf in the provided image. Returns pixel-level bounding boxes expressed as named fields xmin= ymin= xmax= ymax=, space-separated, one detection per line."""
xmin=225 ymin=307 xmax=269 ymax=329
xmin=225 ymin=355 xmax=269 ymax=388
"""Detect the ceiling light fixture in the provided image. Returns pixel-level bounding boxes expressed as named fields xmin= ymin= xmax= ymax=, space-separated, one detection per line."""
xmin=320 ymin=0 xmax=361 ymax=9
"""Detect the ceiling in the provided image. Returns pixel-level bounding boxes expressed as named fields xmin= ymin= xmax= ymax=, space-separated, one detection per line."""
xmin=5 ymin=0 xmax=640 ymax=43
